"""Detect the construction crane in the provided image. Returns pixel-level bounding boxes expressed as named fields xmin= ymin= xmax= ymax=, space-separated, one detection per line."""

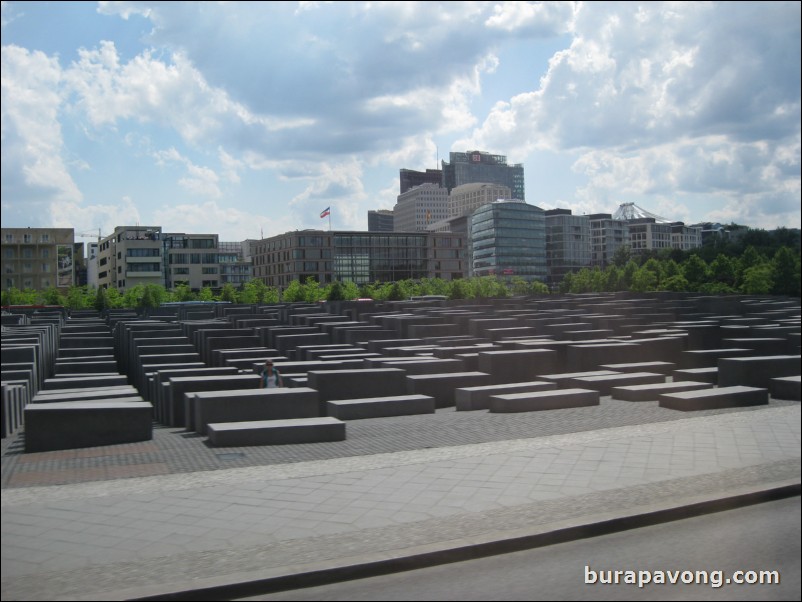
xmin=76 ymin=229 xmax=106 ymax=242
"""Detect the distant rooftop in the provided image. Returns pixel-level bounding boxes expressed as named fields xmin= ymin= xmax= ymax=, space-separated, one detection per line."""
xmin=612 ymin=202 xmax=672 ymax=223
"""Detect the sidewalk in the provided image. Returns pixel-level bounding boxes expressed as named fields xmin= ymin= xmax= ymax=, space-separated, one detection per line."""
xmin=1 ymin=401 xmax=800 ymax=601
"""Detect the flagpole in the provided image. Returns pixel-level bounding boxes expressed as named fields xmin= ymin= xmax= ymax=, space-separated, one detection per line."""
xmin=328 ymin=210 xmax=331 ymax=232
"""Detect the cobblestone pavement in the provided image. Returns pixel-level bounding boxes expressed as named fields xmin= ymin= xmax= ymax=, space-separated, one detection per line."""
xmin=1 ymin=399 xmax=800 ymax=600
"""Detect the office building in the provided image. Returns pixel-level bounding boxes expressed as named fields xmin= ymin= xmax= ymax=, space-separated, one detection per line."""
xmin=2 ymin=227 xmax=76 ymax=291
xmin=627 ymin=218 xmax=673 ymax=254
xmin=217 ymin=241 xmax=253 ymax=287
xmin=469 ymin=201 xmax=546 ymax=282
xmin=393 ymin=184 xmax=449 ymax=232
xmin=97 ymin=226 xmax=163 ymax=291
xmin=368 ymin=210 xmax=395 ymax=232
xmin=441 ymin=150 xmax=525 ymax=201
xmin=671 ymin=222 xmax=703 ymax=251
xmin=448 ymin=182 xmax=512 ymax=218
xmin=252 ymin=230 xmax=466 ymax=288
xmin=400 ymin=168 xmax=442 ymax=194
xmin=545 ymin=209 xmax=591 ymax=286
xmin=588 ymin=213 xmax=630 ymax=268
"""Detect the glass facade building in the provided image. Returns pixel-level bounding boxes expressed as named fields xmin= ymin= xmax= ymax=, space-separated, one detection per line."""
xmin=367 ymin=210 xmax=395 ymax=232
xmin=442 ymin=151 xmax=525 ymax=201
xmin=545 ymin=209 xmax=591 ymax=286
xmin=469 ymin=201 xmax=546 ymax=282
xmin=399 ymin=168 xmax=442 ymax=194
xmin=253 ymin=230 xmax=465 ymax=288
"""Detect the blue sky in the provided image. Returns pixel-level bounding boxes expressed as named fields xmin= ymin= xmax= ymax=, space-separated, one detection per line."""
xmin=2 ymin=1 xmax=800 ymax=244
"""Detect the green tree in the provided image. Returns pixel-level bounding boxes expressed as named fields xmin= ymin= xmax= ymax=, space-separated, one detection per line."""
xmin=43 ymin=287 xmax=66 ymax=306
xmin=472 ymin=276 xmax=507 ymax=298
xmin=197 ymin=286 xmax=214 ymax=302
xmin=302 ymin=277 xmax=323 ymax=303
xmin=662 ymin=274 xmax=689 ymax=292
xmin=604 ymin=265 xmax=622 ymax=291
xmin=620 ymin=260 xmax=639 ymax=290
xmin=508 ymin=276 xmax=531 ymax=296
xmin=104 ymin=287 xmax=123 ymax=308
xmin=340 ymin=280 xmax=360 ymax=300
xmin=557 ymin=271 xmax=574 ymax=294
xmin=171 ymin=283 xmax=196 ymax=302
xmin=448 ymin=278 xmax=473 ymax=300
xmin=326 ymin=281 xmax=345 ymax=301
xmin=682 ymin=255 xmax=709 ymax=290
xmin=282 ymin=280 xmax=304 ymax=302
xmin=612 ymin=245 xmax=632 ymax=268
xmin=529 ymin=280 xmax=550 ymax=295
xmin=140 ymin=284 xmax=166 ymax=309
xmin=710 ymin=254 xmax=736 ymax=288
xmin=631 ymin=266 xmax=658 ymax=292
xmin=740 ymin=265 xmax=774 ymax=294
xmin=219 ymin=283 xmax=238 ymax=302
xmin=93 ymin=287 xmax=109 ymax=312
xmin=771 ymin=247 xmax=801 ymax=297
xmin=122 ymin=284 xmax=145 ymax=308
xmin=387 ymin=281 xmax=406 ymax=301
xmin=238 ymin=279 xmax=271 ymax=304
xmin=663 ymin=259 xmax=681 ymax=279
xmin=65 ymin=285 xmax=92 ymax=309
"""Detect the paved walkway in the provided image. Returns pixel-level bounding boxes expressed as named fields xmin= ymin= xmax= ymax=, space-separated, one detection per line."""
xmin=1 ymin=402 xmax=800 ymax=601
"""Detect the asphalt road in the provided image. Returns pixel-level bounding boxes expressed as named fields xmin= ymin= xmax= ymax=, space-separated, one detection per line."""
xmin=241 ymin=496 xmax=801 ymax=601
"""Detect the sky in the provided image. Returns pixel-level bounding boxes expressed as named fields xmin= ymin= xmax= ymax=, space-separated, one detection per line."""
xmin=1 ymin=1 xmax=800 ymax=244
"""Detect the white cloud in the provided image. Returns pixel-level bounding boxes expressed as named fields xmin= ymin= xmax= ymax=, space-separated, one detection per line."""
xmin=1 ymin=44 xmax=82 ymax=225
xmin=154 ymin=200 xmax=294 ymax=241
xmin=486 ymin=1 xmax=577 ymax=35
xmin=463 ymin=2 xmax=800 ymax=227
xmin=153 ymin=147 xmax=222 ymax=199
xmin=52 ymin=197 xmax=142 ymax=237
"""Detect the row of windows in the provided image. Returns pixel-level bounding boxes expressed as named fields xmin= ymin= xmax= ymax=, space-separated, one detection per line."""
xmin=127 ymin=248 xmax=161 ymax=257
xmin=168 ymin=253 xmax=220 ymax=264
xmin=3 ymin=248 xmax=53 ymax=259
xmin=3 ymin=263 xmax=53 ymax=273
xmin=3 ymin=233 xmax=52 ymax=243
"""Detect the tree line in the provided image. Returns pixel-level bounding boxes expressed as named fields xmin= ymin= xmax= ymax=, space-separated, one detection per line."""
xmin=559 ymin=245 xmax=799 ymax=296
xmin=0 ymin=275 xmax=551 ymax=311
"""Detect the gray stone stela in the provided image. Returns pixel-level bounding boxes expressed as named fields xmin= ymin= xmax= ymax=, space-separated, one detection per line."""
xmin=658 ymin=386 xmax=769 ymax=411
xmin=207 ymin=416 xmax=346 ymax=447
xmin=456 ymin=381 xmax=557 ymax=411
xmin=191 ymin=387 xmax=320 ymax=435
xmin=326 ymin=394 xmax=436 ymax=420
xmin=24 ymin=401 xmax=153 ymax=452
xmin=488 ymin=388 xmax=600 ymax=413
xmin=612 ymin=380 xmax=714 ymax=402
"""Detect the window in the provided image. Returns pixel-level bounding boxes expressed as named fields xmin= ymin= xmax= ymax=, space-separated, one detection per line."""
xmin=23 ymin=234 xmax=32 ymax=243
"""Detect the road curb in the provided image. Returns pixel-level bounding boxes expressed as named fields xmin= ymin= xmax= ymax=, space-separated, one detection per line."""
xmin=95 ymin=479 xmax=800 ymax=601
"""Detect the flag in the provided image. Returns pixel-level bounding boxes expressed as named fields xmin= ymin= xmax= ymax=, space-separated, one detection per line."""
xmin=320 ymin=207 xmax=331 ymax=219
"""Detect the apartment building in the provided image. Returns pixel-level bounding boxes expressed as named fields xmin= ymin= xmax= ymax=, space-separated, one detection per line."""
xmin=2 ymin=227 xmax=77 ymax=291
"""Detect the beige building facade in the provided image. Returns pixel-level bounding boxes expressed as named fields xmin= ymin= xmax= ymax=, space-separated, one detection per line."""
xmin=2 ymin=227 xmax=76 ymax=292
